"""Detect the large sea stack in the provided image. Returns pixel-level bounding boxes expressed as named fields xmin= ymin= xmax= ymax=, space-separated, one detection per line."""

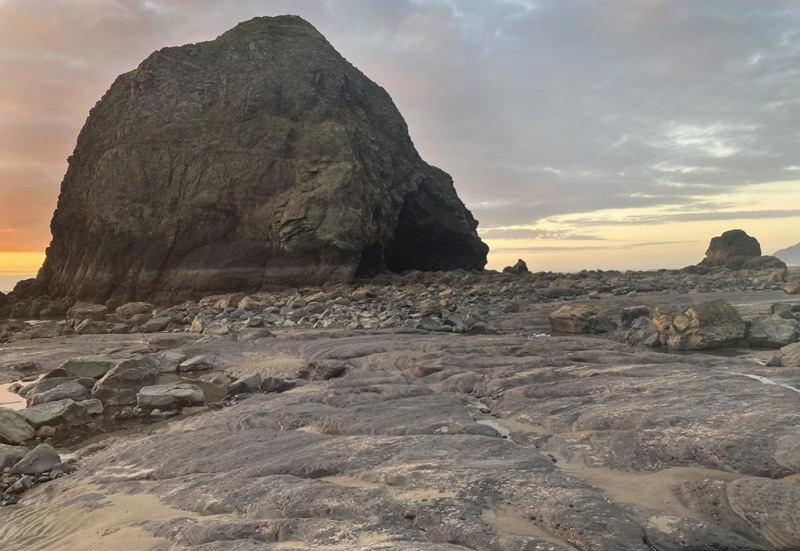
xmin=697 ymin=229 xmax=786 ymax=270
xmin=34 ymin=16 xmax=487 ymax=303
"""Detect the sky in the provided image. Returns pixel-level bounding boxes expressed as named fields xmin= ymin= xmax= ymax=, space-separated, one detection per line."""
xmin=1 ymin=0 xmax=800 ymax=291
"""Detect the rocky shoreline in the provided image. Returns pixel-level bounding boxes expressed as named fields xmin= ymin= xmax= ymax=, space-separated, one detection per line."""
xmin=1 ymin=268 xmax=800 ymax=550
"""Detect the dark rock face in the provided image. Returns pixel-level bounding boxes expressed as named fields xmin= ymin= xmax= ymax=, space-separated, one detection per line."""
xmin=502 ymin=258 xmax=529 ymax=274
xmin=699 ymin=229 xmax=786 ymax=270
xmin=34 ymin=16 xmax=487 ymax=304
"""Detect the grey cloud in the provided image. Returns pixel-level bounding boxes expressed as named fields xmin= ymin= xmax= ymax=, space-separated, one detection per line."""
xmin=1 ymin=0 xmax=799 ymax=246
xmin=493 ymin=240 xmax=700 ymax=253
xmin=479 ymin=228 xmax=604 ymax=240
xmin=556 ymin=208 xmax=800 ymax=227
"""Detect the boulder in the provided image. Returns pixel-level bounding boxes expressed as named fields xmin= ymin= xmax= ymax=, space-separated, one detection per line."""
xmin=502 ymin=259 xmax=529 ymax=274
xmin=9 ymin=443 xmax=61 ymax=475
xmin=79 ymin=399 xmax=104 ymax=416
xmin=698 ymin=229 xmax=785 ymax=270
xmin=620 ymin=305 xmax=651 ymax=329
xmin=624 ymin=317 xmax=661 ymax=347
xmin=157 ymin=351 xmax=187 ymax=373
xmin=0 ymin=408 xmax=35 ymax=444
xmin=66 ymin=302 xmax=108 ymax=321
xmin=58 ymin=355 xmax=121 ymax=379
xmin=781 ymin=342 xmax=800 ymax=367
xmin=27 ymin=380 xmax=88 ymax=406
xmin=746 ymin=315 xmax=798 ymax=348
xmin=28 ymin=15 xmax=487 ymax=304
xmin=74 ymin=319 xmax=108 ymax=334
xmin=179 ymin=356 xmax=214 ymax=372
xmin=21 ymin=399 xmax=91 ymax=428
xmin=115 ymin=302 xmax=155 ymax=318
xmin=227 ymin=374 xmax=263 ymax=397
xmin=92 ymin=358 xmax=160 ymax=406
xmin=0 ymin=444 xmax=28 ymax=471
xmin=549 ymin=303 xmax=615 ymax=334
xmin=652 ymin=300 xmax=746 ymax=350
xmin=137 ymin=384 xmax=205 ymax=410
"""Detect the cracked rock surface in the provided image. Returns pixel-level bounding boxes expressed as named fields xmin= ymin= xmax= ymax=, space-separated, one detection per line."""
xmin=2 ymin=285 xmax=800 ymax=550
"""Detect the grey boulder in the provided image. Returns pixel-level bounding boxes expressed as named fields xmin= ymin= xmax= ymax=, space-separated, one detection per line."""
xmin=0 ymin=444 xmax=28 ymax=470
xmin=549 ymin=303 xmax=615 ymax=334
xmin=58 ymin=355 xmax=120 ymax=379
xmin=747 ymin=315 xmax=798 ymax=348
xmin=652 ymin=300 xmax=746 ymax=350
xmin=9 ymin=443 xmax=61 ymax=475
xmin=21 ymin=399 xmax=91 ymax=428
xmin=137 ymin=384 xmax=205 ymax=410
xmin=92 ymin=358 xmax=160 ymax=406
xmin=0 ymin=408 xmax=35 ymax=444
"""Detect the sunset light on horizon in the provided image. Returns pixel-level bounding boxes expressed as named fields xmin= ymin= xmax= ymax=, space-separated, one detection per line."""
xmin=2 ymin=1 xmax=799 ymax=291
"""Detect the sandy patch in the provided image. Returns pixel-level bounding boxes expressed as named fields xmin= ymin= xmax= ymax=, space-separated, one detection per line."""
xmin=558 ymin=462 xmax=741 ymax=519
xmin=0 ymin=482 xmax=199 ymax=551
xmin=481 ymin=506 xmax=578 ymax=547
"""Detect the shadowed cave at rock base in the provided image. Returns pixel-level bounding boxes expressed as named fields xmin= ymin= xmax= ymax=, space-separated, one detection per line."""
xmin=356 ymin=190 xmax=489 ymax=277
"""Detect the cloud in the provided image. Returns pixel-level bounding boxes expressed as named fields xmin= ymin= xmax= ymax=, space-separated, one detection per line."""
xmin=0 ymin=0 xmax=798 ymax=267
xmin=557 ymin=209 xmax=800 ymax=227
xmin=479 ymin=228 xmax=603 ymax=240
xmin=493 ymin=240 xmax=701 ymax=253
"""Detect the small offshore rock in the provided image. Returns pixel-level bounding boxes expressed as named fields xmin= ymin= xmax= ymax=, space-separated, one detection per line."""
xmin=503 ymin=259 xmax=529 ymax=274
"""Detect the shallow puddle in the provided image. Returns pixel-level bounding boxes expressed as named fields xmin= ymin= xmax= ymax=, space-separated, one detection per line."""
xmin=557 ymin=462 xmax=741 ymax=519
xmin=481 ymin=506 xmax=578 ymax=548
xmin=0 ymin=381 xmax=26 ymax=410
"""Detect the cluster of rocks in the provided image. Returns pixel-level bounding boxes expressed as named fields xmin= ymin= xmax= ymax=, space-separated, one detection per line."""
xmin=0 ymin=443 xmax=73 ymax=507
xmin=4 ymin=265 xmax=797 ymax=343
xmin=549 ymin=298 xmax=800 ymax=361
xmin=1 ymin=353 xmax=209 ymax=447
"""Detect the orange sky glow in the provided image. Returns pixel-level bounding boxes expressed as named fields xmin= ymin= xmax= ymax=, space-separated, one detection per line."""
xmin=1 ymin=1 xmax=798 ymax=292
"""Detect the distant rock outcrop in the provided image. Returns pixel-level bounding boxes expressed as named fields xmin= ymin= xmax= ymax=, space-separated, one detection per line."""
xmin=30 ymin=16 xmax=487 ymax=303
xmin=698 ymin=229 xmax=786 ymax=270
xmin=774 ymin=242 xmax=800 ymax=266
xmin=502 ymin=259 xmax=529 ymax=274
